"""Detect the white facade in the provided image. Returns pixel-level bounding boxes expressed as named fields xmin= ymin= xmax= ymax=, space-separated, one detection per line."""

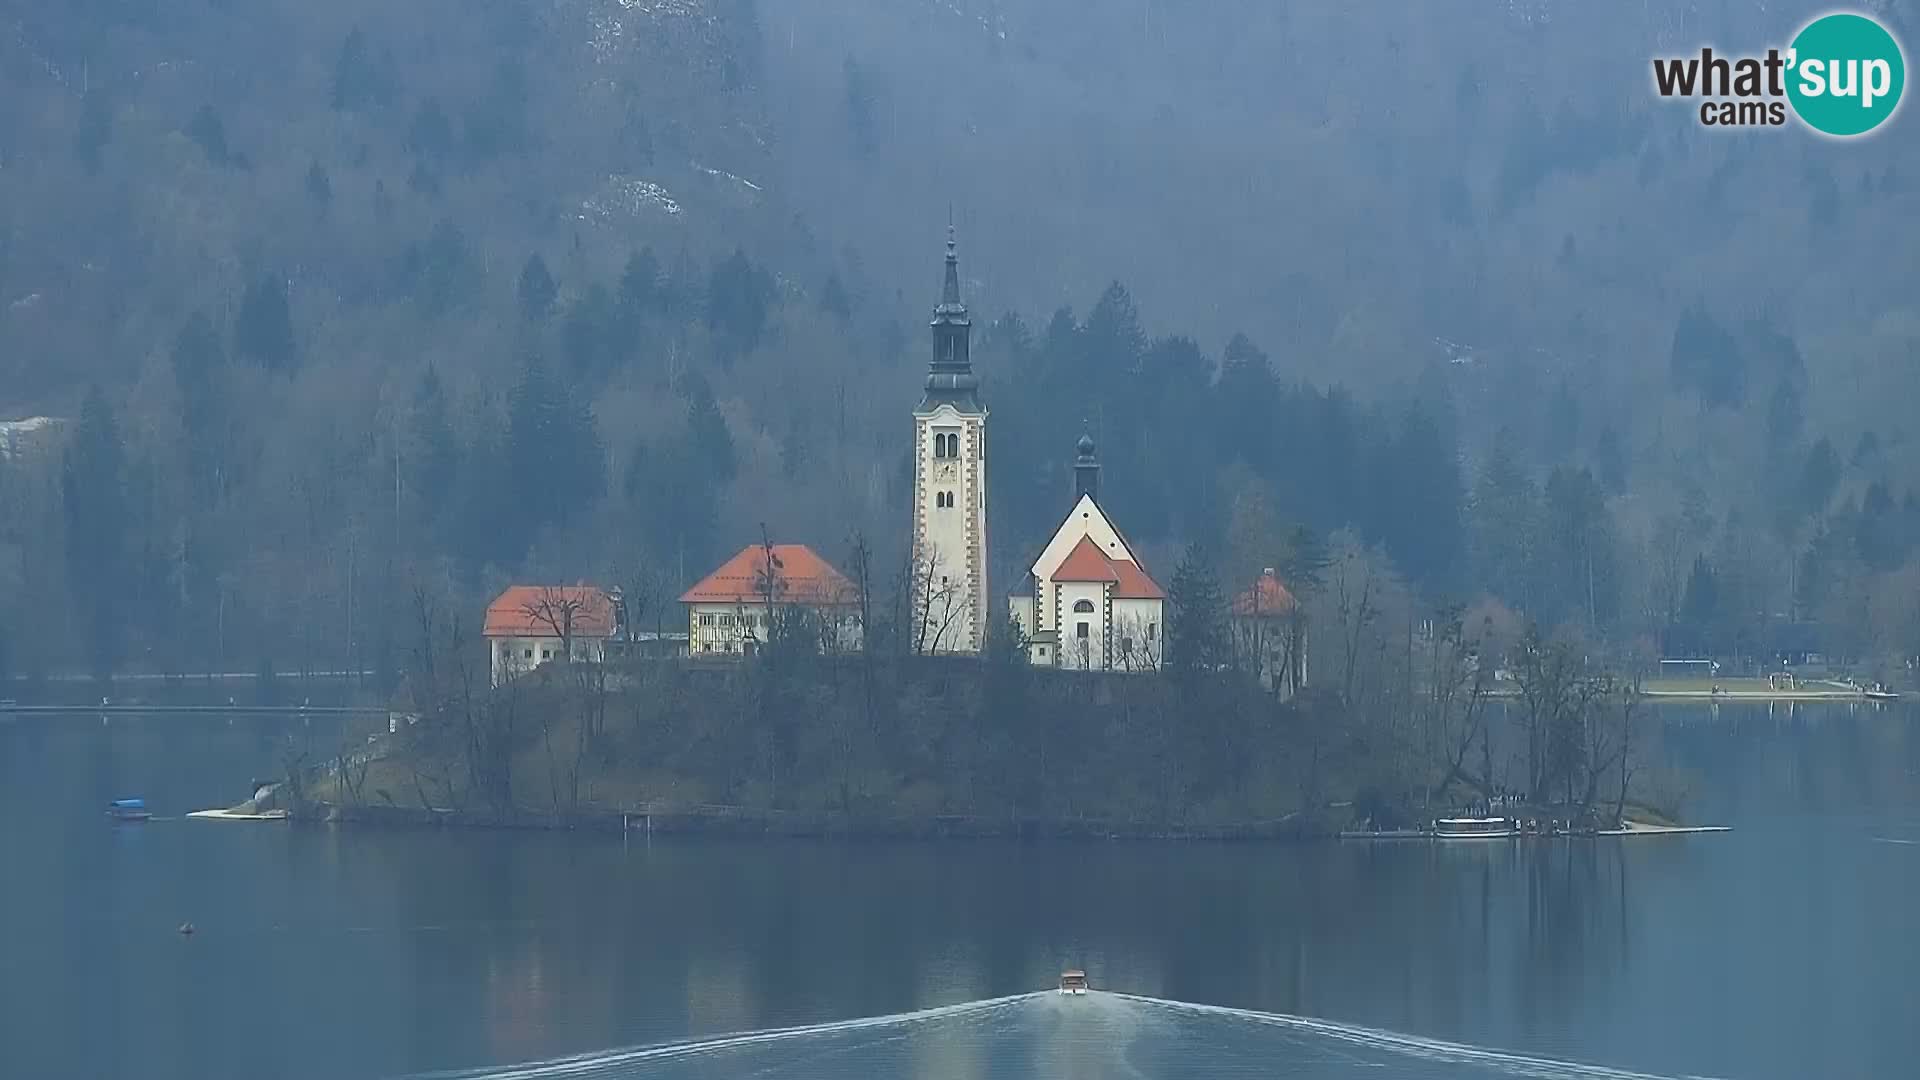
xmin=488 ymin=635 xmax=606 ymax=687
xmin=1010 ymin=487 xmax=1165 ymax=674
xmin=911 ymin=403 xmax=989 ymax=653
xmin=686 ymin=602 xmax=862 ymax=656
xmin=910 ymin=226 xmax=989 ymax=654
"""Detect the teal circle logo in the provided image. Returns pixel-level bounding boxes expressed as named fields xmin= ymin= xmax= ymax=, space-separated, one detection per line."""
xmin=1787 ymin=13 xmax=1905 ymax=136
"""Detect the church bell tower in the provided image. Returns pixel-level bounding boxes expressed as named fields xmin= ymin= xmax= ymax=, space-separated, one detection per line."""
xmin=911 ymin=226 xmax=989 ymax=653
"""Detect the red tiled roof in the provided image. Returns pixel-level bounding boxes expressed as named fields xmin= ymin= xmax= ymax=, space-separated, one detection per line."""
xmin=484 ymin=586 xmax=617 ymax=638
xmin=1051 ymin=536 xmax=1165 ymax=599
xmin=1052 ymin=536 xmax=1120 ymax=583
xmin=1232 ymin=569 xmax=1297 ymax=617
xmin=679 ymin=544 xmax=857 ymax=606
xmin=1112 ymin=559 xmax=1166 ymax=600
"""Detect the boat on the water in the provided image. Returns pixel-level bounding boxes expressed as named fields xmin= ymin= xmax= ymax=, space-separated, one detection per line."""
xmin=1433 ymin=816 xmax=1515 ymax=839
xmin=107 ymin=798 xmax=153 ymax=823
xmin=1059 ymin=969 xmax=1089 ymax=995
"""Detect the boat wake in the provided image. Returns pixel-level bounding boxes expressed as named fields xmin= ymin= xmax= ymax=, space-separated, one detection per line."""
xmin=1112 ymin=993 xmax=1724 ymax=1080
xmin=409 ymin=993 xmax=1039 ymax=1079
xmin=419 ymin=990 xmax=1721 ymax=1080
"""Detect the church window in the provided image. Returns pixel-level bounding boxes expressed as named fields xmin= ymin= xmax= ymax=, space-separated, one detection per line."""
xmin=1147 ymin=622 xmax=1157 ymax=641
xmin=1121 ymin=636 xmax=1133 ymax=655
xmin=1076 ymin=622 xmax=1089 ymax=639
xmin=1073 ymin=599 xmax=1094 ymax=613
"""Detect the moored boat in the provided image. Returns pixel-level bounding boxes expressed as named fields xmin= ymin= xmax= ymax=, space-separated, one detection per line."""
xmin=1433 ymin=816 xmax=1515 ymax=839
xmin=107 ymin=798 xmax=153 ymax=823
xmin=1058 ymin=969 xmax=1089 ymax=995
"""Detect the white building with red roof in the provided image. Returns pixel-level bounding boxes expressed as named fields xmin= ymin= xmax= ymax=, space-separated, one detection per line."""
xmin=679 ymin=543 xmax=860 ymax=656
xmin=483 ymin=585 xmax=619 ymax=687
xmin=1009 ymin=434 xmax=1166 ymax=672
xmin=1232 ymin=568 xmax=1307 ymax=697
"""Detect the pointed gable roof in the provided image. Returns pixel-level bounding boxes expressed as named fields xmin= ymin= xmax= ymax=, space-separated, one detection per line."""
xmin=679 ymin=544 xmax=856 ymax=606
xmin=1052 ymin=536 xmax=1121 ymax=582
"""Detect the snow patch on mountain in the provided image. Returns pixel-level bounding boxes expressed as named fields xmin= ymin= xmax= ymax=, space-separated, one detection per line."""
xmin=580 ymin=176 xmax=683 ymax=222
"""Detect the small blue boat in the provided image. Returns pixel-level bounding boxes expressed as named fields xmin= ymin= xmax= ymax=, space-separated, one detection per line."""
xmin=107 ymin=798 xmax=153 ymax=823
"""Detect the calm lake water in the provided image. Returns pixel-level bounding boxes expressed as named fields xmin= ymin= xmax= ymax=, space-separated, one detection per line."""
xmin=3 ymin=704 xmax=1919 ymax=1080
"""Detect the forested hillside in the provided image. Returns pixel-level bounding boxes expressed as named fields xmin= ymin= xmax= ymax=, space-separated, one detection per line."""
xmin=3 ymin=0 xmax=1920 ymax=681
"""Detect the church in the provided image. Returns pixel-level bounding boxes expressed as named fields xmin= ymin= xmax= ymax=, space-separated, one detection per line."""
xmin=670 ymin=224 xmax=1166 ymax=669
xmin=909 ymin=226 xmax=1165 ymax=669
xmin=909 ymin=226 xmax=992 ymax=653
xmin=1006 ymin=433 xmax=1166 ymax=671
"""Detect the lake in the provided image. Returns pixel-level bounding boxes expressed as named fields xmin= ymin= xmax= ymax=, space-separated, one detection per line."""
xmin=2 ymin=703 xmax=1918 ymax=1080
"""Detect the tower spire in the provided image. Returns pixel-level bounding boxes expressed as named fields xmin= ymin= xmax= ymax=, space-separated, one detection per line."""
xmin=1074 ymin=426 xmax=1101 ymax=504
xmin=922 ymin=220 xmax=978 ymax=411
xmin=942 ymin=222 xmax=961 ymax=306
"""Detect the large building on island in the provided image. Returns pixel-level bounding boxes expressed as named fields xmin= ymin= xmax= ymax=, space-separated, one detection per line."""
xmin=1009 ymin=433 xmax=1166 ymax=672
xmin=679 ymin=543 xmax=860 ymax=656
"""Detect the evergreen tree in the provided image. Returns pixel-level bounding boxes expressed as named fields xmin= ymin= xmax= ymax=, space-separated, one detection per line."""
xmin=504 ymin=357 xmax=606 ymax=555
xmin=1764 ymin=379 xmax=1802 ymax=458
xmin=1544 ymin=380 xmax=1580 ymax=462
xmin=706 ymin=249 xmax=775 ymax=362
xmin=406 ymin=98 xmax=455 ymax=161
xmin=1594 ymin=425 xmax=1627 ymax=494
xmin=186 ymin=104 xmax=229 ymax=166
xmin=625 ymin=437 xmax=718 ymax=574
xmin=1214 ymin=332 xmax=1279 ymax=472
xmin=619 ymin=247 xmax=661 ymax=318
xmin=843 ymin=55 xmax=879 ymax=156
xmin=1851 ymin=430 xmax=1882 ymax=469
xmin=331 ymin=28 xmax=397 ymax=113
xmin=819 ymin=272 xmax=853 ymax=324
xmin=1799 ymin=437 xmax=1841 ymax=519
xmin=1167 ymin=542 xmax=1228 ymax=679
xmin=1669 ymin=305 xmax=1746 ymax=410
xmin=233 ymin=274 xmax=296 ymax=372
xmin=171 ymin=312 xmax=230 ymax=507
xmin=74 ymin=89 xmax=113 ymax=173
xmin=62 ymin=386 xmax=130 ymax=678
xmin=1082 ymin=281 xmax=1149 ymax=371
xmin=684 ymin=379 xmax=737 ymax=483
xmin=1680 ymin=554 xmax=1719 ymax=626
xmin=1857 ymin=480 xmax=1902 ymax=571
xmin=407 ymin=365 xmax=459 ymax=521
xmin=1379 ymin=403 xmax=1465 ymax=594
xmin=517 ymin=254 xmax=557 ymax=324
xmin=1542 ymin=465 xmax=1616 ymax=627
xmin=406 ymin=219 xmax=476 ymax=317
xmin=1279 ymin=524 xmax=1332 ymax=596
xmin=304 ymin=160 xmax=333 ymax=218
xmin=562 ymin=284 xmax=621 ymax=377
xmin=463 ymin=60 xmax=531 ymax=161
xmin=1473 ymin=426 xmax=1539 ymax=610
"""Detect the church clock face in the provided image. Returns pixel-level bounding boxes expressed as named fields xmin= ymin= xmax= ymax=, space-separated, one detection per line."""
xmin=934 ymin=461 xmax=958 ymax=482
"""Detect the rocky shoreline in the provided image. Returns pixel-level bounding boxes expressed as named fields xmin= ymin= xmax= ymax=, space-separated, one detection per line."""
xmin=297 ymin=800 xmax=1328 ymax=842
